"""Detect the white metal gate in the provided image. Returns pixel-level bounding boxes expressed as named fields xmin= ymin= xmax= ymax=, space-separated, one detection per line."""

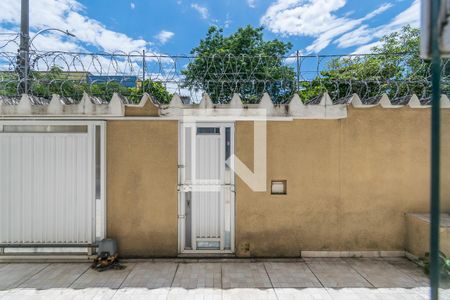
xmin=178 ymin=122 xmax=235 ymax=253
xmin=0 ymin=121 xmax=105 ymax=247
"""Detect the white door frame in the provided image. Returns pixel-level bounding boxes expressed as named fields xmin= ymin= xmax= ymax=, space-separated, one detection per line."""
xmin=178 ymin=121 xmax=235 ymax=254
xmin=0 ymin=120 xmax=106 ymax=252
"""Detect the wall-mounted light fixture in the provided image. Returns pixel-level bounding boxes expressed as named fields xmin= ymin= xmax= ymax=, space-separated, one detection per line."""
xmin=271 ymin=180 xmax=287 ymax=195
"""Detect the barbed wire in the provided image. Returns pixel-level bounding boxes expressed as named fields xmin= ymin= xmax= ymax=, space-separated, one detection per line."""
xmin=0 ymin=47 xmax=447 ymax=104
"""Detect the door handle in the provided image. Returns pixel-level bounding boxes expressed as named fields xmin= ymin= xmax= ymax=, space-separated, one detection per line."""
xmin=178 ymin=185 xmax=192 ymax=192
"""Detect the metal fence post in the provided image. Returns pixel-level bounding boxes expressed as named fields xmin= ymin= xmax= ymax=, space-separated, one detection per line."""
xmin=296 ymin=50 xmax=300 ymax=93
xmin=142 ymin=49 xmax=146 ymax=93
xmin=430 ymin=0 xmax=442 ymax=299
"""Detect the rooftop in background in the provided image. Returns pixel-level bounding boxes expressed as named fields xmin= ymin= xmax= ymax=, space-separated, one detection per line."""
xmin=88 ymin=75 xmax=138 ymax=88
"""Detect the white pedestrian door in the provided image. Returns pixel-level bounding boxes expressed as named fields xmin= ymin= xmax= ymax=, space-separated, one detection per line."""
xmin=179 ymin=122 xmax=235 ymax=253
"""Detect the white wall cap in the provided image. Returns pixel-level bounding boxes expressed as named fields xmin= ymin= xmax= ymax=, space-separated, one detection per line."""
xmin=17 ymin=94 xmax=32 ymax=114
xmin=78 ymin=92 xmax=94 ymax=114
xmin=169 ymin=94 xmax=183 ymax=108
xmin=109 ymin=93 xmax=125 ymax=116
xmin=407 ymin=94 xmax=428 ymax=108
xmin=48 ymin=94 xmax=63 ymax=114
xmin=350 ymin=93 xmax=364 ymax=107
xmin=441 ymin=94 xmax=450 ymax=108
xmin=379 ymin=94 xmax=402 ymax=108
xmin=229 ymin=93 xmax=243 ymax=108
xmin=258 ymin=92 xmax=277 ymax=115
xmin=319 ymin=92 xmax=333 ymax=106
xmin=199 ymin=93 xmax=214 ymax=109
xmin=288 ymin=93 xmax=305 ymax=115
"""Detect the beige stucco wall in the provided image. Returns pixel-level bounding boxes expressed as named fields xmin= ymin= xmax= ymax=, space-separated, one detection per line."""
xmin=406 ymin=214 xmax=450 ymax=258
xmin=106 ymin=107 xmax=450 ymax=258
xmin=107 ymin=120 xmax=178 ymax=257
xmin=235 ymin=107 xmax=434 ymax=257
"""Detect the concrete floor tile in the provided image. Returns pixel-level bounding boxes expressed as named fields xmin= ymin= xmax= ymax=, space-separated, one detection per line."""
xmin=70 ymin=263 xmax=134 ymax=289
xmin=344 ymin=258 xmax=418 ymax=288
xmin=0 ymin=263 xmax=49 ymax=290
xmin=19 ymin=263 xmax=90 ymax=289
xmin=168 ymin=287 xmax=222 ymax=300
xmin=440 ymin=288 xmax=450 ymax=300
xmin=112 ymin=287 xmax=170 ymax=300
xmin=0 ymin=259 xmax=444 ymax=299
xmin=223 ymin=288 xmax=277 ymax=300
xmin=383 ymin=258 xmax=429 ymax=287
xmin=305 ymin=258 xmax=371 ymax=288
xmin=120 ymin=262 xmax=176 ymax=289
xmin=0 ymin=287 xmax=117 ymax=300
xmin=327 ymin=288 xmax=387 ymax=300
xmin=222 ymin=263 xmax=271 ymax=289
xmin=172 ymin=263 xmax=221 ymax=289
xmin=275 ymin=287 xmax=333 ymax=300
xmin=265 ymin=262 xmax=322 ymax=288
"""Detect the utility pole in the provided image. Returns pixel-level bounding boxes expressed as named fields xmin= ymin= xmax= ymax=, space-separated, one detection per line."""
xmin=18 ymin=0 xmax=30 ymax=94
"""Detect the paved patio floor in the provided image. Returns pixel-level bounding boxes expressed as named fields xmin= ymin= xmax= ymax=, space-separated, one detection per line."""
xmin=0 ymin=257 xmax=448 ymax=299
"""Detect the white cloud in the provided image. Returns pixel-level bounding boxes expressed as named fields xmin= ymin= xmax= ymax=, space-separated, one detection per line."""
xmin=337 ymin=0 xmax=420 ymax=52
xmin=31 ymin=32 xmax=81 ymax=52
xmin=261 ymin=0 xmax=347 ymax=36
xmin=130 ymin=2 xmax=135 ymax=10
xmin=0 ymin=0 xmax=150 ymax=53
xmin=260 ymin=0 xmax=393 ymax=53
xmin=191 ymin=3 xmax=209 ymax=19
xmin=389 ymin=0 xmax=420 ymax=28
xmin=368 ymin=3 xmax=393 ymax=19
xmin=352 ymin=41 xmax=382 ymax=54
xmin=247 ymin=0 xmax=256 ymax=8
xmin=224 ymin=13 xmax=232 ymax=28
xmin=334 ymin=25 xmax=374 ymax=49
xmin=155 ymin=30 xmax=175 ymax=44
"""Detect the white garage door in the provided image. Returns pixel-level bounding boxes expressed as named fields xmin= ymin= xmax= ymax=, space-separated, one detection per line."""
xmin=0 ymin=121 xmax=105 ymax=246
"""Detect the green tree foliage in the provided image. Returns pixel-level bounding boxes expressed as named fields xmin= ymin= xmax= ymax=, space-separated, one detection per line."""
xmin=31 ymin=67 xmax=95 ymax=100
xmin=12 ymin=66 xmax=172 ymax=104
xmin=0 ymin=72 xmax=21 ymax=97
xmin=182 ymin=26 xmax=295 ymax=103
xmin=135 ymin=80 xmax=172 ymax=104
xmin=300 ymin=25 xmax=429 ymax=102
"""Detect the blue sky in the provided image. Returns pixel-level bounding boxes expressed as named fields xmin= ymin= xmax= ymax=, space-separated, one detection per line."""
xmin=0 ymin=0 xmax=419 ymax=55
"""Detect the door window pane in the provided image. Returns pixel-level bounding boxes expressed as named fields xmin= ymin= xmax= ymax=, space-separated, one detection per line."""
xmin=197 ymin=127 xmax=220 ymax=135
